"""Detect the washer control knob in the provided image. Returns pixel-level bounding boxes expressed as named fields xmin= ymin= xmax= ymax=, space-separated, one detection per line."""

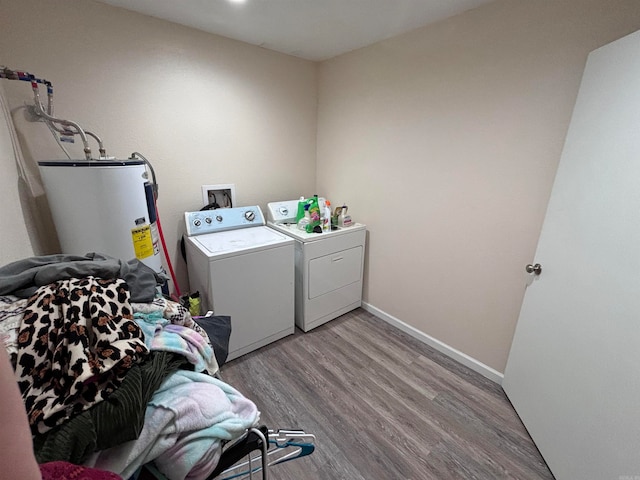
xmin=245 ymin=210 xmax=256 ymax=222
xmin=216 ymin=215 xmax=223 ymax=222
xmin=205 ymin=217 xmax=212 ymax=224
xmin=279 ymin=206 xmax=289 ymax=216
xmin=194 ymin=219 xmax=201 ymax=227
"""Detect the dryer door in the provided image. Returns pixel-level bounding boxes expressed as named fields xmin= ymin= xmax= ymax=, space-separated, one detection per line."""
xmin=308 ymin=246 xmax=363 ymax=299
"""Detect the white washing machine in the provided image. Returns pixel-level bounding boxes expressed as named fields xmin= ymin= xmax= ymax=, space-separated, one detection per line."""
xmin=185 ymin=206 xmax=295 ymax=361
xmin=267 ymin=200 xmax=366 ymax=332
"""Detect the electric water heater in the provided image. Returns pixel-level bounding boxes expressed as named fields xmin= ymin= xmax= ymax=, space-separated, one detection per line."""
xmin=38 ymin=160 xmax=162 ymax=273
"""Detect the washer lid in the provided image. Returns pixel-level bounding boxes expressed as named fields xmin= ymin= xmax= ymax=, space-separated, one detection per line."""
xmin=190 ymin=225 xmax=292 ymax=256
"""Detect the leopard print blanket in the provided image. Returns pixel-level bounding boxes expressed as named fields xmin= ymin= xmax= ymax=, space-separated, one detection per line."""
xmin=15 ymin=276 xmax=148 ymax=434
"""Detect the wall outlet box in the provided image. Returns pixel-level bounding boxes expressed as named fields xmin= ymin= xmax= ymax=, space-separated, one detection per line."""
xmin=201 ymin=184 xmax=236 ymax=209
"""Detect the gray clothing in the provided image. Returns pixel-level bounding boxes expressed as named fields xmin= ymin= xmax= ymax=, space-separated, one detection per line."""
xmin=0 ymin=252 xmax=167 ymax=302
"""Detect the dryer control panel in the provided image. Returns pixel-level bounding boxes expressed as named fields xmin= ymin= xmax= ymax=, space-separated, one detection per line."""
xmin=185 ymin=205 xmax=265 ymax=236
xmin=266 ymin=200 xmax=299 ymax=224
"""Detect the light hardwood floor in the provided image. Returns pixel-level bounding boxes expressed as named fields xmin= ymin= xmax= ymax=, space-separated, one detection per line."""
xmin=220 ymin=308 xmax=554 ymax=480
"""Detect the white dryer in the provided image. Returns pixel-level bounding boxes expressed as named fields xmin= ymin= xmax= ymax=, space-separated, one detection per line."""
xmin=185 ymin=206 xmax=294 ymax=361
xmin=267 ymin=200 xmax=366 ymax=332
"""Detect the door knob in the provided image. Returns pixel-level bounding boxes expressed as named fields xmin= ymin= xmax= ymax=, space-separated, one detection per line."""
xmin=525 ymin=263 xmax=542 ymax=275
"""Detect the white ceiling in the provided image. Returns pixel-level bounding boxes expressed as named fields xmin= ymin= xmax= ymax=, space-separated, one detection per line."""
xmin=95 ymin=0 xmax=494 ymax=61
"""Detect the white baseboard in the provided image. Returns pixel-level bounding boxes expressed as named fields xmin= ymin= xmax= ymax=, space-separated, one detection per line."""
xmin=361 ymin=302 xmax=504 ymax=384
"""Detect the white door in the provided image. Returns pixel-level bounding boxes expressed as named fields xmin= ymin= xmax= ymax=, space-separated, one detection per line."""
xmin=502 ymin=29 xmax=640 ymax=480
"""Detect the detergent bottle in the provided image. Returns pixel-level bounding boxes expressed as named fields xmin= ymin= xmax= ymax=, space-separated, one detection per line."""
xmin=323 ymin=200 xmax=332 ymax=232
xmin=306 ymin=196 xmax=322 ymax=233
xmin=297 ymin=204 xmax=311 ymax=231
xmin=295 ymin=196 xmax=307 ymax=223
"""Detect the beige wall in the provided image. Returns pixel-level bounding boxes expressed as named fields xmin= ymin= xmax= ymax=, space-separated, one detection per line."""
xmin=317 ymin=0 xmax=640 ymax=372
xmin=0 ymin=0 xmax=317 ymax=288
xmin=0 ymin=86 xmax=35 ymax=264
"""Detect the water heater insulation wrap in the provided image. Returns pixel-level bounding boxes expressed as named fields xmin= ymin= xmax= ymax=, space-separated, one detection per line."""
xmin=38 ymin=160 xmax=162 ymax=273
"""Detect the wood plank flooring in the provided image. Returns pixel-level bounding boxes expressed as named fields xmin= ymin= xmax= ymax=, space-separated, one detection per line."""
xmin=220 ymin=309 xmax=554 ymax=480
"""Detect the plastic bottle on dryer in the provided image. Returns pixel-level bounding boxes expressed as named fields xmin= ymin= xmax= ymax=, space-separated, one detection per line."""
xmin=298 ymin=204 xmax=311 ymax=231
xmin=338 ymin=204 xmax=352 ymax=227
xmin=323 ymin=200 xmax=332 ymax=232
xmin=295 ymin=196 xmax=306 ymax=223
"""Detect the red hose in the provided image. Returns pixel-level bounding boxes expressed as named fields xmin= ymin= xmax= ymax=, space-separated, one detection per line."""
xmin=154 ymin=198 xmax=181 ymax=299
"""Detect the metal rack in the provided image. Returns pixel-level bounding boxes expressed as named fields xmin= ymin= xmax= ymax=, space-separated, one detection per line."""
xmin=134 ymin=427 xmax=315 ymax=480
